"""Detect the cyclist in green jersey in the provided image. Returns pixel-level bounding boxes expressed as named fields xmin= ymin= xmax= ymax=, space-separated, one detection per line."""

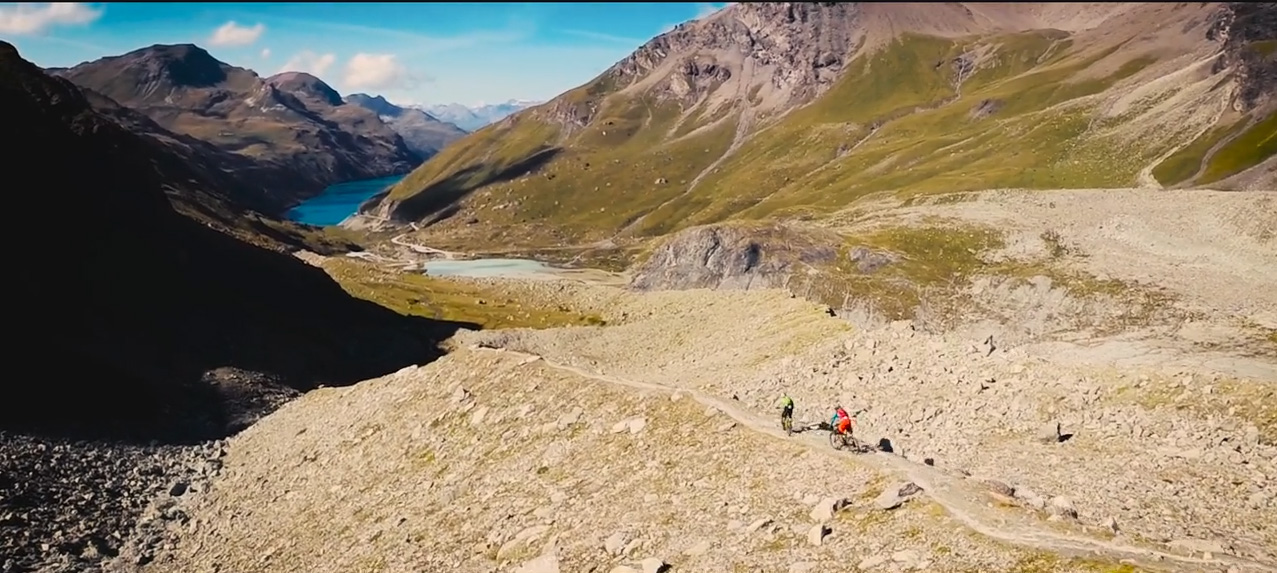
xmin=778 ymin=394 xmax=795 ymax=435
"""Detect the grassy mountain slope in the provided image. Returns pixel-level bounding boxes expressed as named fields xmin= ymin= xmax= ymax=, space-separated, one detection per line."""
xmin=53 ymin=44 xmax=421 ymax=208
xmin=0 ymin=41 xmax=469 ymax=442
xmin=371 ymin=2 xmax=1275 ymax=252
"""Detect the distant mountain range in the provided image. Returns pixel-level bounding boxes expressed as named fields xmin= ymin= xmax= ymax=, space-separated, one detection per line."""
xmin=49 ymin=44 xmax=421 ymax=209
xmin=416 ymin=100 xmax=542 ymax=132
xmin=344 ymin=93 xmax=468 ymax=159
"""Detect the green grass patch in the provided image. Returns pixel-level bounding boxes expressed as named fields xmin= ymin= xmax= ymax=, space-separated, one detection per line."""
xmin=1248 ymin=39 xmax=1277 ymax=57
xmin=1151 ymin=118 xmax=1247 ymax=186
xmin=1199 ymin=111 xmax=1277 ymax=183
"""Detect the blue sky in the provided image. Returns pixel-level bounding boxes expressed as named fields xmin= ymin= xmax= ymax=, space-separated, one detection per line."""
xmin=2 ymin=2 xmax=730 ymax=106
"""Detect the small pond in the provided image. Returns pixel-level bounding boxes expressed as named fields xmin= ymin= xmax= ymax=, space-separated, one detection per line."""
xmin=422 ymin=258 xmax=557 ymax=278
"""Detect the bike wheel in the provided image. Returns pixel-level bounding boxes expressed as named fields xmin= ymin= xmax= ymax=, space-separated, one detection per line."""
xmin=828 ymin=432 xmax=843 ymax=450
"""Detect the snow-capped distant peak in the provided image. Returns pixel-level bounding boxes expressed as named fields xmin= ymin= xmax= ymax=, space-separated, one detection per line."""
xmin=420 ymin=99 xmax=542 ymax=132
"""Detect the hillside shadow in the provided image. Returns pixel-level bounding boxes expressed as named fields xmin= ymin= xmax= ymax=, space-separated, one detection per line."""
xmin=5 ymin=220 xmax=482 ymax=445
xmin=392 ymin=147 xmax=561 ymax=223
xmin=1 ymin=43 xmax=481 ymax=444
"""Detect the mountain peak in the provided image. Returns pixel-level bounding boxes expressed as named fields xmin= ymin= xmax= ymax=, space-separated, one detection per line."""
xmin=345 ymin=93 xmax=401 ymax=117
xmin=119 ymin=43 xmax=228 ymax=88
xmin=266 ymin=72 xmax=343 ymax=107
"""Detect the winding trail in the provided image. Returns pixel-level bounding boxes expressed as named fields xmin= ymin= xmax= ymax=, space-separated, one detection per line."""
xmin=477 ymin=346 xmax=1276 ymax=573
xmin=390 ymin=233 xmax=458 ymax=259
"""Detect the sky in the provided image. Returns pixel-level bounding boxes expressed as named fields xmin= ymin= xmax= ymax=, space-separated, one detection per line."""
xmin=1 ymin=2 xmax=730 ymax=106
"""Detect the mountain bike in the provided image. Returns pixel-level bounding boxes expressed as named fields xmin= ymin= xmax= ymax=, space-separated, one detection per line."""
xmin=828 ymin=410 xmax=873 ymax=453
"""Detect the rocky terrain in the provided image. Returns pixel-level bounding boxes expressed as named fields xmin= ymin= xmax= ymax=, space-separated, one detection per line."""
xmin=356 ymin=2 xmax=1275 ymax=253
xmin=51 ymin=44 xmax=421 ymax=208
xmin=5 ymin=4 xmax=1276 ymax=573
xmin=113 ymin=184 xmax=1276 ymax=573
xmin=0 ymin=41 xmax=468 ymax=572
xmin=346 ymin=93 xmax=469 ymax=158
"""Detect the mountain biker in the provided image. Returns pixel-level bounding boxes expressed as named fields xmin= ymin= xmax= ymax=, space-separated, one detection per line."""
xmin=830 ymin=405 xmax=851 ymax=435
xmin=778 ymin=394 xmax=795 ymax=434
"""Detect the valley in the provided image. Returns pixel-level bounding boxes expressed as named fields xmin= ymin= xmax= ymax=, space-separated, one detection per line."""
xmin=2 ymin=3 xmax=1275 ymax=573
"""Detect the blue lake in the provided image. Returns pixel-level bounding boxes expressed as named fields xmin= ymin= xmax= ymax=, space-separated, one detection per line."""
xmin=285 ymin=174 xmax=406 ymax=227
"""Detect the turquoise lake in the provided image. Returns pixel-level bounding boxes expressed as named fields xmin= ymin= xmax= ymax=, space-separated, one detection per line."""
xmin=285 ymin=174 xmax=406 ymax=227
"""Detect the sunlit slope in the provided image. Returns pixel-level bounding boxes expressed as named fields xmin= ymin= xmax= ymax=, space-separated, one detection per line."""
xmin=373 ymin=2 xmax=1274 ymax=249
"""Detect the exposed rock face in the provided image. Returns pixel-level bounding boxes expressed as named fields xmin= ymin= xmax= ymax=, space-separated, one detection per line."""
xmin=629 ymin=224 xmax=838 ymax=291
xmin=1209 ymin=2 xmax=1277 ymax=111
xmin=345 ymin=93 xmax=468 ymax=158
xmin=52 ymin=44 xmax=421 ymax=208
xmin=612 ymin=3 xmax=863 ymax=105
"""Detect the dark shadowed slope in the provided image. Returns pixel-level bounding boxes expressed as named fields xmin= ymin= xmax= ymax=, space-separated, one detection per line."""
xmin=0 ymin=41 xmax=475 ymax=443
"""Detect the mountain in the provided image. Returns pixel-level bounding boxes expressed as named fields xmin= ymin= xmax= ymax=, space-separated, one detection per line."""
xmin=50 ymin=44 xmax=422 ymax=208
xmin=345 ymin=93 xmax=468 ymax=158
xmin=367 ymin=2 xmax=1277 ymax=251
xmin=420 ymin=99 xmax=541 ymax=131
xmin=0 ymin=40 xmax=469 ymax=442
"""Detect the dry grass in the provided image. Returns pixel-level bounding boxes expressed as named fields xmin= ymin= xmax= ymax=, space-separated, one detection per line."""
xmin=319 ymin=258 xmax=605 ymax=329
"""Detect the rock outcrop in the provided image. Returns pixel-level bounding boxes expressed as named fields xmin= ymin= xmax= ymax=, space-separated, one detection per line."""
xmin=629 ymin=224 xmax=838 ymax=291
xmin=51 ymin=44 xmax=421 ymax=209
xmin=1209 ymin=2 xmax=1277 ymax=111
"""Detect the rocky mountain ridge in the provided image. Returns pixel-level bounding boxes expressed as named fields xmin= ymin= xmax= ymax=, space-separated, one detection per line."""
xmin=345 ymin=93 xmax=468 ymax=158
xmin=366 ymin=2 xmax=1276 ymax=252
xmin=51 ymin=44 xmax=422 ymax=209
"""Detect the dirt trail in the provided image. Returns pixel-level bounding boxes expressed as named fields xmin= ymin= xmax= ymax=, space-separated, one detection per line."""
xmin=478 ymin=346 xmax=1276 ymax=573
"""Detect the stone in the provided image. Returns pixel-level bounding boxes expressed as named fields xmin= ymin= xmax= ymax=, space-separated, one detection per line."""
xmin=810 ymin=496 xmax=848 ymax=521
xmin=1048 ymin=496 xmax=1078 ymax=519
xmin=875 ymin=482 xmax=922 ymax=510
xmin=982 ymin=479 xmax=1014 ymax=498
xmin=892 ymin=549 xmax=921 ymax=564
xmin=1037 ymin=421 xmax=1061 ymax=443
xmin=807 ymin=524 xmax=830 ymax=546
xmin=746 ymin=517 xmax=773 ymax=533
xmin=1014 ymin=487 xmax=1047 ymax=510
xmin=640 ymin=557 xmax=667 ymax=573
xmin=604 ymin=532 xmax=627 ymax=556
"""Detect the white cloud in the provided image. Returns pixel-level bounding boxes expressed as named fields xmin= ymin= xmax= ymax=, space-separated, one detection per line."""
xmin=343 ymin=53 xmax=420 ymax=91
xmin=558 ymin=29 xmax=644 ymax=46
xmin=0 ymin=2 xmax=102 ymax=35
xmin=260 ymin=48 xmax=271 ymax=59
xmin=209 ymin=21 xmax=265 ymax=47
xmin=694 ymin=2 xmax=731 ymax=19
xmin=280 ymin=50 xmax=336 ymax=77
